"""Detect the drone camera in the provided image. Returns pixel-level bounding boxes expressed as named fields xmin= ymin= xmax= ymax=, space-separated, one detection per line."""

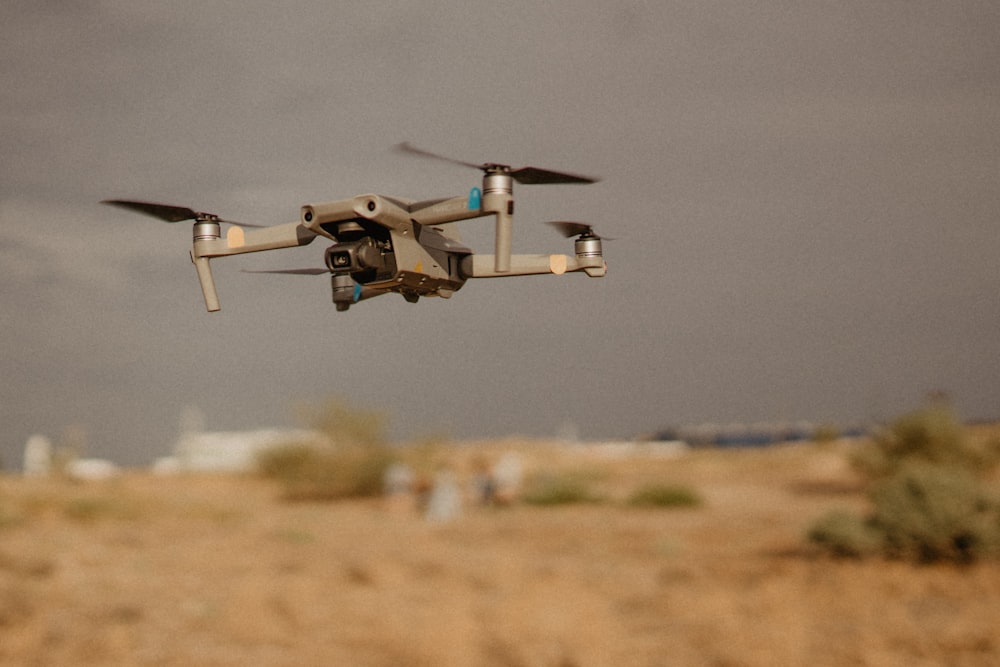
xmin=325 ymin=245 xmax=359 ymax=273
xmin=329 ymin=250 xmax=353 ymax=269
xmin=323 ymin=238 xmax=388 ymax=274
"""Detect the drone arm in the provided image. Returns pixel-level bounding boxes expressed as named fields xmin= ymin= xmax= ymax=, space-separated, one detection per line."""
xmin=190 ymin=222 xmax=317 ymax=312
xmin=460 ymin=253 xmax=606 ymax=279
xmin=406 ymin=196 xmax=486 ymax=225
xmin=193 ymin=222 xmax=316 ymax=259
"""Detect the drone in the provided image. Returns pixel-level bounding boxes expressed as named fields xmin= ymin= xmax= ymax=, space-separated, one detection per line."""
xmin=102 ymin=143 xmax=607 ymax=312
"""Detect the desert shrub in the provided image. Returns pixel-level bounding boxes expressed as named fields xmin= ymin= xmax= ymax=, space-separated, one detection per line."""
xmin=870 ymin=463 xmax=1000 ymax=563
xmin=257 ymin=442 xmax=392 ymax=501
xmin=810 ymin=405 xmax=1000 ymax=563
xmin=260 ymin=396 xmax=395 ymax=501
xmin=295 ymin=396 xmax=387 ymax=448
xmin=332 ymin=445 xmax=394 ymax=498
xmin=813 ymin=424 xmax=840 ymax=445
xmin=852 ymin=405 xmax=998 ymax=479
xmin=807 ymin=510 xmax=883 ymax=558
xmin=522 ymin=473 xmax=602 ymax=506
xmin=0 ymin=500 xmax=21 ymax=530
xmin=256 ymin=443 xmax=319 ymax=479
xmin=627 ymin=483 xmax=702 ymax=509
xmin=64 ymin=497 xmax=127 ymax=522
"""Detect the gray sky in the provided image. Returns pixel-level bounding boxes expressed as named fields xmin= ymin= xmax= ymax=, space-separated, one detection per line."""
xmin=3 ymin=1 xmax=998 ymax=466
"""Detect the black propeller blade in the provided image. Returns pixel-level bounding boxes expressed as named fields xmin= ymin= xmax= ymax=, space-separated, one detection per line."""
xmin=241 ymin=268 xmax=328 ymax=275
xmin=394 ymin=143 xmax=598 ymax=185
xmin=394 ymin=142 xmax=482 ymax=170
xmin=101 ymin=199 xmax=264 ymax=227
xmin=547 ymin=221 xmax=601 ymax=238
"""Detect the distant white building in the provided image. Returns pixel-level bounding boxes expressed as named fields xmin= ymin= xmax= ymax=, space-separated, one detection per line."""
xmin=162 ymin=428 xmax=326 ymax=473
xmin=23 ymin=434 xmax=118 ymax=480
xmin=23 ymin=434 xmax=52 ymax=476
xmin=67 ymin=458 xmax=119 ymax=481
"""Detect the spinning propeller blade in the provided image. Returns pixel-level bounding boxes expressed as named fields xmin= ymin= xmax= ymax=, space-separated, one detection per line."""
xmin=394 ymin=143 xmax=598 ymax=185
xmin=394 ymin=142 xmax=481 ymax=170
xmin=507 ymin=166 xmax=596 ymax=185
xmin=101 ymin=199 xmax=264 ymax=227
xmin=547 ymin=221 xmax=601 ymax=238
xmin=241 ymin=268 xmax=328 ymax=275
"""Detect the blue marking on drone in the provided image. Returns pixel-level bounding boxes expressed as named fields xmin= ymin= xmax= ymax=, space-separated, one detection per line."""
xmin=353 ymin=283 xmax=362 ymax=302
xmin=468 ymin=187 xmax=482 ymax=210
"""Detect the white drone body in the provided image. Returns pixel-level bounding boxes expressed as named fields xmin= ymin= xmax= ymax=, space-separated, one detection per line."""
xmin=104 ymin=144 xmax=607 ymax=312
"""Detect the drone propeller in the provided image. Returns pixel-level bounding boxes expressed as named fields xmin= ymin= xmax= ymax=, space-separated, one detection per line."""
xmin=394 ymin=142 xmax=598 ymax=185
xmin=547 ymin=221 xmax=604 ymax=239
xmin=241 ymin=268 xmax=328 ymax=275
xmin=101 ymin=199 xmax=264 ymax=227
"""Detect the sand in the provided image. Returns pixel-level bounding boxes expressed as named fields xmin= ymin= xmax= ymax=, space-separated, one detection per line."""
xmin=1 ymin=438 xmax=999 ymax=666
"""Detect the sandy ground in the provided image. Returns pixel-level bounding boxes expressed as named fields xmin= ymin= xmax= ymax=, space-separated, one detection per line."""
xmin=2 ymin=438 xmax=999 ymax=666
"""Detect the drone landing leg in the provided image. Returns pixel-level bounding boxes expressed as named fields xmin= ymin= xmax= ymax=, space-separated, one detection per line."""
xmin=191 ymin=254 xmax=220 ymax=312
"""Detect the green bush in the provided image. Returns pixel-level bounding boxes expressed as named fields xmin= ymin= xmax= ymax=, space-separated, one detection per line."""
xmin=259 ymin=397 xmax=395 ymax=502
xmin=257 ymin=442 xmax=392 ymax=501
xmin=522 ymin=473 xmax=602 ymax=506
xmin=809 ymin=405 xmax=1000 ymax=563
xmin=870 ymin=463 xmax=999 ymax=563
xmin=627 ymin=483 xmax=702 ymax=509
xmin=852 ymin=405 xmax=997 ymax=479
xmin=295 ymin=396 xmax=388 ymax=448
xmin=813 ymin=424 xmax=841 ymax=445
xmin=0 ymin=500 xmax=22 ymax=530
xmin=256 ymin=443 xmax=319 ymax=479
xmin=807 ymin=510 xmax=883 ymax=558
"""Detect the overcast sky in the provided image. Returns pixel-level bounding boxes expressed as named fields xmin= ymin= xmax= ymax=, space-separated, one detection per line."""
xmin=2 ymin=1 xmax=998 ymax=467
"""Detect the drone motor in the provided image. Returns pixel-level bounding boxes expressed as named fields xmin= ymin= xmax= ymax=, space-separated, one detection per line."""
xmin=192 ymin=220 xmax=221 ymax=242
xmin=575 ymin=234 xmax=603 ymax=259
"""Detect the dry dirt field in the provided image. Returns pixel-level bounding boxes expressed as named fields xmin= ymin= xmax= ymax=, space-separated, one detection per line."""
xmin=2 ymin=436 xmax=1000 ymax=666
